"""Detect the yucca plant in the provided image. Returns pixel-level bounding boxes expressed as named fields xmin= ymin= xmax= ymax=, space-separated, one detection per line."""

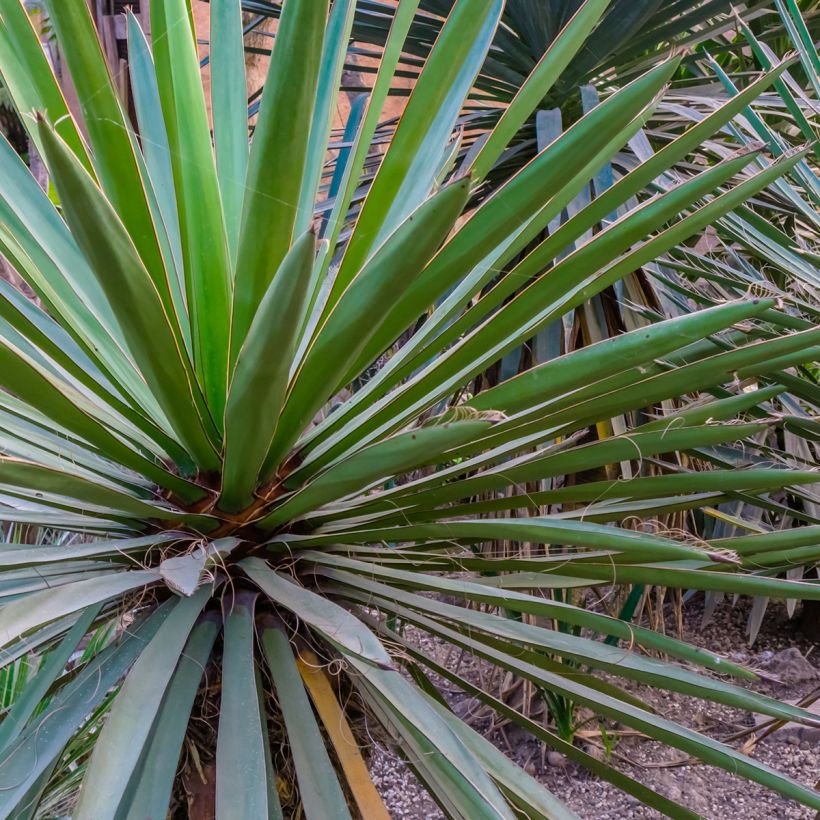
xmin=0 ymin=0 xmax=819 ymax=817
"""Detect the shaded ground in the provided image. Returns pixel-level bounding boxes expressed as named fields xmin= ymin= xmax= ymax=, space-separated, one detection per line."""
xmin=370 ymin=596 xmax=819 ymax=819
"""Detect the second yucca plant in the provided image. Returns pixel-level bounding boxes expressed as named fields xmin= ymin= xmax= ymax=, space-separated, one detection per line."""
xmin=0 ymin=0 xmax=818 ymax=817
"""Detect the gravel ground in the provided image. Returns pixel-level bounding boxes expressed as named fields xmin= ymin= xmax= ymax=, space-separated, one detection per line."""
xmin=369 ymin=595 xmax=819 ymax=819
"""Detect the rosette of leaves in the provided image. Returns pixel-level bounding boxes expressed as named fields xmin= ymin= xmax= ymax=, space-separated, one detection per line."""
xmin=0 ymin=0 xmax=818 ymax=817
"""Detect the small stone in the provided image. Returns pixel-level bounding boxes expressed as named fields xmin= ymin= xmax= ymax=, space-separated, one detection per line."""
xmin=665 ymin=784 xmax=683 ymax=802
xmin=546 ymin=751 xmax=566 ymax=768
xmin=582 ymin=742 xmax=605 ymax=761
xmin=452 ymin=697 xmax=481 ymax=720
xmin=760 ymin=647 xmax=818 ymax=683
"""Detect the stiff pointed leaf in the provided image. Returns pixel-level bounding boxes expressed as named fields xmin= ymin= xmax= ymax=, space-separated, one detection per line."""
xmin=294 ymin=515 xmax=739 ymax=563
xmin=314 ymin=0 xmax=421 ymax=287
xmin=295 ymin=0 xmax=357 ymax=238
xmin=120 ymin=613 xmax=220 ymax=820
xmin=265 ymin=417 xmax=503 ymax=527
xmin=318 ymin=148 xmax=806 ymax=465
xmin=216 ymin=594 xmax=283 ymax=820
xmin=221 ymin=231 xmax=317 ymax=512
xmin=414 ymin=468 xmax=820 ymax=525
xmin=151 ymin=0 xmax=233 ymax=418
xmin=264 ymin=178 xmax=471 ymax=478
xmin=73 ymin=588 xmax=210 ymax=819
xmin=241 ymin=558 xmax=392 ymax=668
xmin=0 ymin=336 xmax=202 ymax=501
xmin=34 ymin=117 xmax=219 ymax=470
xmin=231 ymin=0 xmax=330 ymax=359
xmin=0 ymin=570 xmax=159 ymax=651
xmin=0 ymin=458 xmax=187 ymax=522
xmin=354 ymin=424 xmax=768 ymax=514
xmin=43 ymin=0 xmax=178 ymax=328
xmin=333 ymin=577 xmax=819 ymax=728
xmin=310 ymin=94 xmax=659 ymax=429
xmin=483 ymin=565 xmax=820 ymax=602
xmin=0 ymin=132 xmax=155 ymax=406
xmin=470 ymin=0 xmax=610 ymax=181
xmin=0 ymin=533 xmax=180 ymax=570
xmin=210 ymin=0 xmax=249 ymax=262
xmin=260 ymin=625 xmax=351 ymax=820
xmin=377 ymin=619 xmax=697 ymax=819
xmin=725 ymin=526 xmax=820 ymax=557
xmin=256 ymin=59 xmax=799 ymax=463
xmin=469 ymin=298 xmax=772 ymax=414
xmin=417 ymin=148 xmax=766 ymax=405
xmin=126 ymin=13 xmax=187 ymax=327
xmin=0 ymin=273 xmax=187 ymax=463
xmin=333 ymin=0 xmax=504 ymax=291
xmin=0 ymin=0 xmax=90 ymax=170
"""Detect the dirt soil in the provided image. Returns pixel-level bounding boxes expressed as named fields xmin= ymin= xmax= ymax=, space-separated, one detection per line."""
xmin=369 ymin=596 xmax=819 ymax=819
